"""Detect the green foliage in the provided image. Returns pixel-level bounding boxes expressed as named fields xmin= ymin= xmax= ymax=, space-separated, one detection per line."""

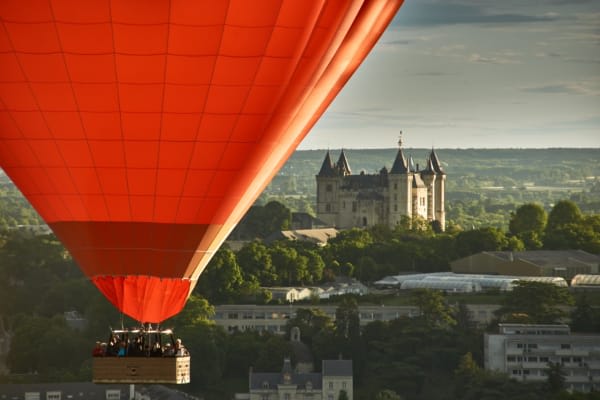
xmin=409 ymin=289 xmax=456 ymax=328
xmin=455 ymin=227 xmax=509 ymax=257
xmin=165 ymin=294 xmax=215 ymax=328
xmin=546 ymin=361 xmax=567 ymax=394
xmin=496 ymin=281 xmax=574 ymax=324
xmin=7 ymin=314 xmax=89 ymax=377
xmin=338 ymin=389 xmax=350 ymax=400
xmin=510 ymin=203 xmax=547 ymax=249
xmin=231 ymin=200 xmax=292 ymax=239
xmin=570 ymin=294 xmax=600 ymax=333
xmin=195 ymin=247 xmax=245 ymax=303
xmin=547 ymin=200 xmax=583 ymax=230
xmin=285 ymin=308 xmax=334 ymax=347
xmin=374 ymin=390 xmax=403 ymax=400
xmin=509 ymin=203 xmax=547 ymax=235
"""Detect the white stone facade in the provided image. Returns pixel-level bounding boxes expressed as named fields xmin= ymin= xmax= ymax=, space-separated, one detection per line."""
xmin=316 ymin=144 xmax=445 ymax=230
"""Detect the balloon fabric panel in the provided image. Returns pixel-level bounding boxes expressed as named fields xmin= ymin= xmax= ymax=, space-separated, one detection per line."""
xmin=0 ymin=0 xmax=404 ymax=322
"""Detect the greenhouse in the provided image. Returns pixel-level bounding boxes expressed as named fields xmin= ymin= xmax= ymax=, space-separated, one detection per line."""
xmin=400 ymin=279 xmax=482 ymax=293
xmin=517 ymin=276 xmax=568 ymax=287
xmin=571 ymin=274 xmax=600 ymax=289
xmin=422 ymin=275 xmax=516 ymax=291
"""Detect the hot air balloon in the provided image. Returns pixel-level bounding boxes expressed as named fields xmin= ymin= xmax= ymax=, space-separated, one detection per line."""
xmin=0 ymin=0 xmax=403 ymax=383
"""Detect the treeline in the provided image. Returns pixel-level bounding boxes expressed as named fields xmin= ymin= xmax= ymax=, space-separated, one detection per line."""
xmin=192 ymin=199 xmax=600 ymax=304
xmin=1 ymin=226 xmax=600 ymax=399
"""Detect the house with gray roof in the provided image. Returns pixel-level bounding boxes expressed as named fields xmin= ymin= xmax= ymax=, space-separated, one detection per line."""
xmin=247 ymin=358 xmax=352 ymax=400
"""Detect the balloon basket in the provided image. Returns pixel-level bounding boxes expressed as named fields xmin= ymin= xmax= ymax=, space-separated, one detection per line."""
xmin=92 ymin=355 xmax=190 ymax=384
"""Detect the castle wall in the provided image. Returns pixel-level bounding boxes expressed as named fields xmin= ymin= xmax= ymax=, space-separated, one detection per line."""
xmin=316 ymin=150 xmax=445 ymax=231
xmin=387 ymin=174 xmax=412 ymax=225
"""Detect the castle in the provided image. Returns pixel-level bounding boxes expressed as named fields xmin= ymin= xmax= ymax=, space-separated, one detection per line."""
xmin=316 ymin=135 xmax=446 ymax=230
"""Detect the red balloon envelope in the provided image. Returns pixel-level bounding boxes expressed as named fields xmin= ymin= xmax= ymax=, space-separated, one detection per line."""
xmin=0 ymin=0 xmax=403 ymax=322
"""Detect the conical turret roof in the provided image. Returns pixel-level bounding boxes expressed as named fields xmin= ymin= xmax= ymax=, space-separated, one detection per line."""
xmin=390 ymin=148 xmax=409 ymax=174
xmin=408 ymin=155 xmax=416 ymax=172
xmin=317 ymin=151 xmax=337 ymax=177
xmin=336 ymin=149 xmax=352 ymax=176
xmin=421 ymin=155 xmax=436 ymax=175
xmin=430 ymin=148 xmax=445 ymax=174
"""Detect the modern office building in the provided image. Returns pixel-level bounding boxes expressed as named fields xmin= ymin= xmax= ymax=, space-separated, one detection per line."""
xmin=484 ymin=324 xmax=600 ymax=392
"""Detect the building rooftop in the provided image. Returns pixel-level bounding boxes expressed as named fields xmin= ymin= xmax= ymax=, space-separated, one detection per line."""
xmin=486 ymin=250 xmax=600 ymax=267
xmin=322 ymin=359 xmax=353 ymax=377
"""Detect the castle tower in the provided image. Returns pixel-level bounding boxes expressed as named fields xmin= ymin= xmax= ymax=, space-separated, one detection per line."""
xmin=429 ymin=148 xmax=446 ymax=230
xmin=316 ymin=151 xmax=340 ymax=227
xmin=388 ymin=132 xmax=413 ymax=225
xmin=336 ymin=149 xmax=352 ymax=176
xmin=420 ymin=156 xmax=437 ymax=222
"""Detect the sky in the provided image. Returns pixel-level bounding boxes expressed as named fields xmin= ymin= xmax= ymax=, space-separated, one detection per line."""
xmin=300 ymin=0 xmax=600 ymax=150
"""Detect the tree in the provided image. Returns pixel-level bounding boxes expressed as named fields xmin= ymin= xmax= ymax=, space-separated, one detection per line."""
xmin=236 ymin=240 xmax=277 ymax=285
xmin=374 ymin=390 xmax=403 ymax=400
xmin=455 ymin=227 xmax=508 ymax=257
xmin=509 ymin=203 xmax=547 ymax=250
xmin=409 ymin=289 xmax=456 ymax=328
xmin=454 ymin=352 xmax=482 ymax=398
xmin=263 ymin=200 xmax=292 ymax=233
xmin=509 ymin=203 xmax=547 ymax=236
xmin=338 ymin=389 xmax=350 ymax=400
xmin=335 ymin=297 xmax=360 ymax=341
xmin=195 ymin=247 xmax=244 ymax=302
xmin=496 ymin=281 xmax=574 ymax=324
xmin=546 ymin=200 xmax=582 ymax=231
xmin=166 ymin=294 xmax=214 ymax=328
xmin=7 ymin=314 xmax=89 ymax=377
xmin=270 ymin=243 xmax=309 ymax=285
xmin=546 ymin=361 xmax=567 ymax=393
xmin=285 ymin=308 xmax=334 ymax=347
xmin=570 ymin=295 xmax=600 ymax=333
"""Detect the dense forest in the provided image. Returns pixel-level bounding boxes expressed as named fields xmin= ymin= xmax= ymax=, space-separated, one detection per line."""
xmin=1 ymin=148 xmax=600 ymax=399
xmin=1 ymin=225 xmax=599 ymax=400
xmin=1 ymin=198 xmax=600 ymax=398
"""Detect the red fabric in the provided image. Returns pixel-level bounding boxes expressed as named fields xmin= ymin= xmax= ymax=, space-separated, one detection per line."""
xmin=92 ymin=275 xmax=191 ymax=323
xmin=0 ymin=0 xmax=403 ymax=322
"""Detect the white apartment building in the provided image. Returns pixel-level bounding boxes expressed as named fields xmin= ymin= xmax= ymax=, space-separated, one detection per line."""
xmin=484 ymin=324 xmax=600 ymax=392
xmin=213 ymin=304 xmax=500 ymax=334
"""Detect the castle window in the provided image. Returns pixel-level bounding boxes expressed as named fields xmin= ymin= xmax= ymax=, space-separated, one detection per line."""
xmin=394 ymin=204 xmax=397 ymax=212
xmin=394 ymin=183 xmax=398 ymax=190
xmin=352 ymin=202 xmax=357 ymax=212
xmin=363 ymin=217 xmax=367 ymax=226
xmin=326 ymin=184 xmax=333 ymax=192
xmin=342 ymin=201 xmax=346 ymax=209
xmin=262 ymin=381 xmax=269 ymax=389
xmin=326 ymin=204 xmax=331 ymax=212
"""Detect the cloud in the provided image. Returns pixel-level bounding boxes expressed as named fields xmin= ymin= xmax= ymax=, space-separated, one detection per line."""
xmin=393 ymin=1 xmax=560 ymax=27
xmin=413 ymin=71 xmax=454 ymax=76
xmin=520 ymin=82 xmax=600 ymax=96
xmin=469 ymin=53 xmax=519 ymax=64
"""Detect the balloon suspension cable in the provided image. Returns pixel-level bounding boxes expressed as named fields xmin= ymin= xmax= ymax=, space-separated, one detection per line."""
xmin=120 ymin=313 xmax=124 ymax=331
